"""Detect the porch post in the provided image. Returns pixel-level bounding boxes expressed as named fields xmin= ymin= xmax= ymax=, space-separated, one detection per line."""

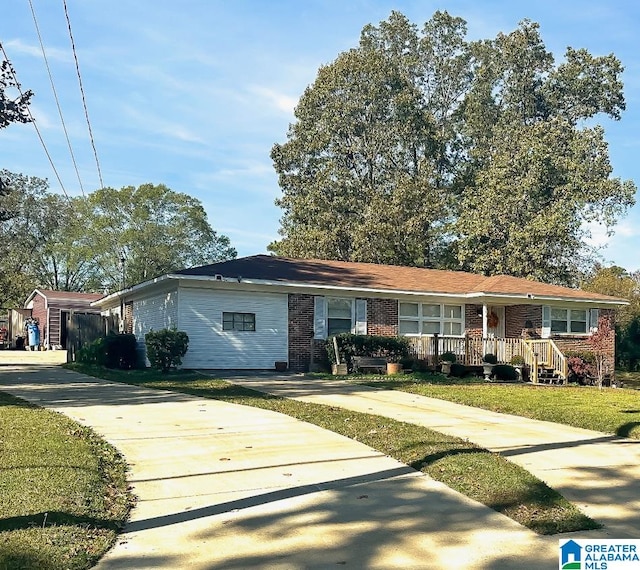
xmin=482 ymin=304 xmax=488 ymax=338
xmin=432 ymin=333 xmax=439 ymax=367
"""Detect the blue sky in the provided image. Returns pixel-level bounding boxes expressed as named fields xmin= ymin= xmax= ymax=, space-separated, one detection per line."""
xmin=2 ymin=0 xmax=640 ymax=271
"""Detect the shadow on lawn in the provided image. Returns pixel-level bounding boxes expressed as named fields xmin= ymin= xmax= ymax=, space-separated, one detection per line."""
xmin=617 ymin=421 xmax=640 ymax=438
xmin=0 ymin=511 xmax=122 ymax=533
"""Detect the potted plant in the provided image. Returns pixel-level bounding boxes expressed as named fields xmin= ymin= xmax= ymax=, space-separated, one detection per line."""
xmin=440 ymin=351 xmax=457 ymax=375
xmin=482 ymin=353 xmax=498 ymax=380
xmin=386 ymin=362 xmax=402 ymax=375
xmin=509 ymin=355 xmax=525 ymax=381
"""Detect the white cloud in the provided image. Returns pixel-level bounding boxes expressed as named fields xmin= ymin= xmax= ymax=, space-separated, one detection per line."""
xmin=4 ymin=38 xmax=71 ymax=63
xmin=248 ymin=86 xmax=297 ymax=115
xmin=121 ymin=105 xmax=206 ymax=145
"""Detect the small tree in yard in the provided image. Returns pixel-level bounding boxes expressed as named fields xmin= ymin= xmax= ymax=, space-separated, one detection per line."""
xmin=588 ymin=315 xmax=614 ymax=389
xmin=145 ymin=328 xmax=189 ymax=372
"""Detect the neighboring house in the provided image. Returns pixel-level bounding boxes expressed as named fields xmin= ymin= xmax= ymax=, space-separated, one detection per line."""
xmin=92 ymin=255 xmax=626 ymax=376
xmin=24 ymin=289 xmax=104 ymax=349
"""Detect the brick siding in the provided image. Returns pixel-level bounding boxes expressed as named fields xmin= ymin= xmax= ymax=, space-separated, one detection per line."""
xmin=288 ymin=293 xmax=315 ymax=372
xmin=367 ymin=298 xmax=398 ymax=336
xmin=505 ymin=305 xmax=542 ymax=338
xmin=465 ymin=305 xmax=483 ymax=337
xmin=288 ymin=296 xmax=616 ymax=373
xmin=552 ymin=308 xmax=616 ymax=374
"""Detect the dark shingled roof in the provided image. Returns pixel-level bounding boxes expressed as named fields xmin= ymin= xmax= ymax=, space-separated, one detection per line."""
xmin=175 ymin=255 xmax=625 ymax=303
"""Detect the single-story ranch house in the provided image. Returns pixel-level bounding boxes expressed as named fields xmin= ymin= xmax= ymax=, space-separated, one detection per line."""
xmin=93 ymin=255 xmax=626 ymax=378
xmin=92 ymin=255 xmax=626 ymax=377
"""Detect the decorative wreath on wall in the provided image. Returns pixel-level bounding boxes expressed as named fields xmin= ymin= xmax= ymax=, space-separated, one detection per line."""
xmin=487 ymin=311 xmax=499 ymax=328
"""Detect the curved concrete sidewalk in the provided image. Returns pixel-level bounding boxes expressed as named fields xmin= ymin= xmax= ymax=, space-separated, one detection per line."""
xmin=0 ymin=366 xmax=563 ymax=569
xmin=228 ymin=374 xmax=640 ymax=539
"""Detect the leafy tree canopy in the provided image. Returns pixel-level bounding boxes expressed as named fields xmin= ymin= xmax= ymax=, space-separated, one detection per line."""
xmin=581 ymin=265 xmax=640 ymax=371
xmin=0 ymin=56 xmax=33 ymax=130
xmin=0 ymin=175 xmax=236 ymax=306
xmin=84 ymin=183 xmax=237 ymax=289
xmin=270 ymin=11 xmax=635 ymax=285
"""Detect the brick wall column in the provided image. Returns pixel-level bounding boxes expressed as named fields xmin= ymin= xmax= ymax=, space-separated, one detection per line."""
xmin=288 ymin=293 xmax=315 ymax=372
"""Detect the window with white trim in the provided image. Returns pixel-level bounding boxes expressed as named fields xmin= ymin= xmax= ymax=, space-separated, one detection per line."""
xmin=543 ymin=306 xmax=598 ymax=337
xmin=398 ymin=302 xmax=464 ymax=336
xmin=550 ymin=308 xmax=587 ymax=334
xmin=314 ymin=297 xmax=367 ymax=339
xmin=327 ymin=298 xmax=354 ymax=336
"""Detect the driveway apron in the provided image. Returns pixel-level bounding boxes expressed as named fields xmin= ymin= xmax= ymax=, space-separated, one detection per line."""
xmin=0 ymin=366 xmax=568 ymax=569
xmin=228 ymin=375 xmax=640 ymax=540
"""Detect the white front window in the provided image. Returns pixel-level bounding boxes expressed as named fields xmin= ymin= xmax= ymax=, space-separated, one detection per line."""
xmin=327 ymin=298 xmax=354 ymax=336
xmin=550 ymin=308 xmax=587 ymax=334
xmin=399 ymin=302 xmax=464 ymax=336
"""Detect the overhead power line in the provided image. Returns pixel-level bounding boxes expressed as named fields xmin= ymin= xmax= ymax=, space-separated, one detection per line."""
xmin=62 ymin=0 xmax=104 ymax=190
xmin=0 ymin=41 xmax=71 ymax=201
xmin=27 ymin=0 xmax=86 ymax=196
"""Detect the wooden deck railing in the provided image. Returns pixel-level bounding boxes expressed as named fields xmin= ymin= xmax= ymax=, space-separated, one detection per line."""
xmin=408 ymin=335 xmax=568 ymax=381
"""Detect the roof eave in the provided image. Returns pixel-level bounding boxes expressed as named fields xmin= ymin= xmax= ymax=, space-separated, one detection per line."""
xmin=91 ymin=274 xmax=176 ymax=308
xmin=467 ymin=291 xmax=628 ymax=306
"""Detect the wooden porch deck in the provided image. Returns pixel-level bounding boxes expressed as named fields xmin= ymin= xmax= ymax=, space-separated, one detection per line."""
xmin=408 ymin=335 xmax=568 ymax=382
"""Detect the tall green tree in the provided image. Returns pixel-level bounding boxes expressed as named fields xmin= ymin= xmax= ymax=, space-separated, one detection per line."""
xmin=271 ymin=11 xmax=469 ymax=267
xmin=455 ymin=20 xmax=634 ymax=284
xmin=84 ymin=183 xmax=236 ymax=289
xmin=271 ymin=12 xmax=635 ymax=282
xmin=0 ymin=174 xmax=237 ymax=305
xmin=0 ymin=171 xmax=53 ymax=306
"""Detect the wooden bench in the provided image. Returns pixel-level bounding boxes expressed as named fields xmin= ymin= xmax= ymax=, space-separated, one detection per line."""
xmin=352 ymin=356 xmax=387 ymax=374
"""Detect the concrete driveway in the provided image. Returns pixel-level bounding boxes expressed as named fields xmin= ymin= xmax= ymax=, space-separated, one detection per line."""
xmin=228 ymin=374 xmax=640 ymax=540
xmin=0 ymin=366 xmax=565 ymax=569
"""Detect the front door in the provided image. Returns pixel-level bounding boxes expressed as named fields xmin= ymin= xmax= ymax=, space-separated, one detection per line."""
xmin=486 ymin=306 xmax=505 ymax=338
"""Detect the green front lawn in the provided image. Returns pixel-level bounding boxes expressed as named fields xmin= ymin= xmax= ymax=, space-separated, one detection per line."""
xmin=65 ymin=363 xmax=599 ymax=535
xmin=359 ymin=375 xmax=640 ymax=439
xmin=0 ymin=392 xmax=133 ymax=570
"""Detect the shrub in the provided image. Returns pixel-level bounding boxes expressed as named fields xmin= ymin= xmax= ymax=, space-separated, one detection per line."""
xmin=492 ymin=364 xmax=518 ymax=381
xmin=510 ymin=355 xmax=525 ymax=366
xmin=104 ymin=334 xmax=138 ymax=369
xmin=412 ymin=358 xmax=429 ymax=372
xmin=325 ymin=334 xmax=410 ymax=372
xmin=77 ymin=336 xmax=107 ymax=366
xmin=76 ymin=334 xmax=138 ymax=369
xmin=566 ymin=351 xmax=596 ymax=385
xmin=450 ymin=362 xmax=466 ymax=377
xmin=440 ymin=351 xmax=457 ymax=363
xmin=145 ymin=328 xmax=189 ymax=372
xmin=483 ymin=353 xmax=498 ymax=364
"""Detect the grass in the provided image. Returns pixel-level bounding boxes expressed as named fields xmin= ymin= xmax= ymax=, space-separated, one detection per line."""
xmin=355 ymin=373 xmax=640 ymax=439
xmin=65 ymin=363 xmax=599 ymax=535
xmin=616 ymin=370 xmax=640 ymax=390
xmin=0 ymin=392 xmax=133 ymax=570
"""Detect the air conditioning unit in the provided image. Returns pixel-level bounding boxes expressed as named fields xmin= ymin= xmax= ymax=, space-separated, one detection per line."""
xmin=214 ymin=274 xmax=223 ymax=281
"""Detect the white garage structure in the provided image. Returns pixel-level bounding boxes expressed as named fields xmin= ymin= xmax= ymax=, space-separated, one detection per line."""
xmin=94 ymin=276 xmax=289 ymax=370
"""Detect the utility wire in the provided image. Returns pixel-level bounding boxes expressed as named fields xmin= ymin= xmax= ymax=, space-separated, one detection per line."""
xmin=28 ymin=0 xmax=86 ymax=196
xmin=1 ymin=42 xmax=118 ymax=290
xmin=62 ymin=0 xmax=104 ymax=189
xmin=0 ymin=41 xmax=71 ymax=201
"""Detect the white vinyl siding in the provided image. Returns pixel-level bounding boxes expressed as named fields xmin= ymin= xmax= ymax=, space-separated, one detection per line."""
xmin=133 ymin=289 xmax=179 ymax=363
xmin=399 ymin=302 xmax=464 ymax=337
xmin=133 ymin=290 xmax=179 ymax=339
xmin=178 ymin=288 xmax=288 ymax=369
